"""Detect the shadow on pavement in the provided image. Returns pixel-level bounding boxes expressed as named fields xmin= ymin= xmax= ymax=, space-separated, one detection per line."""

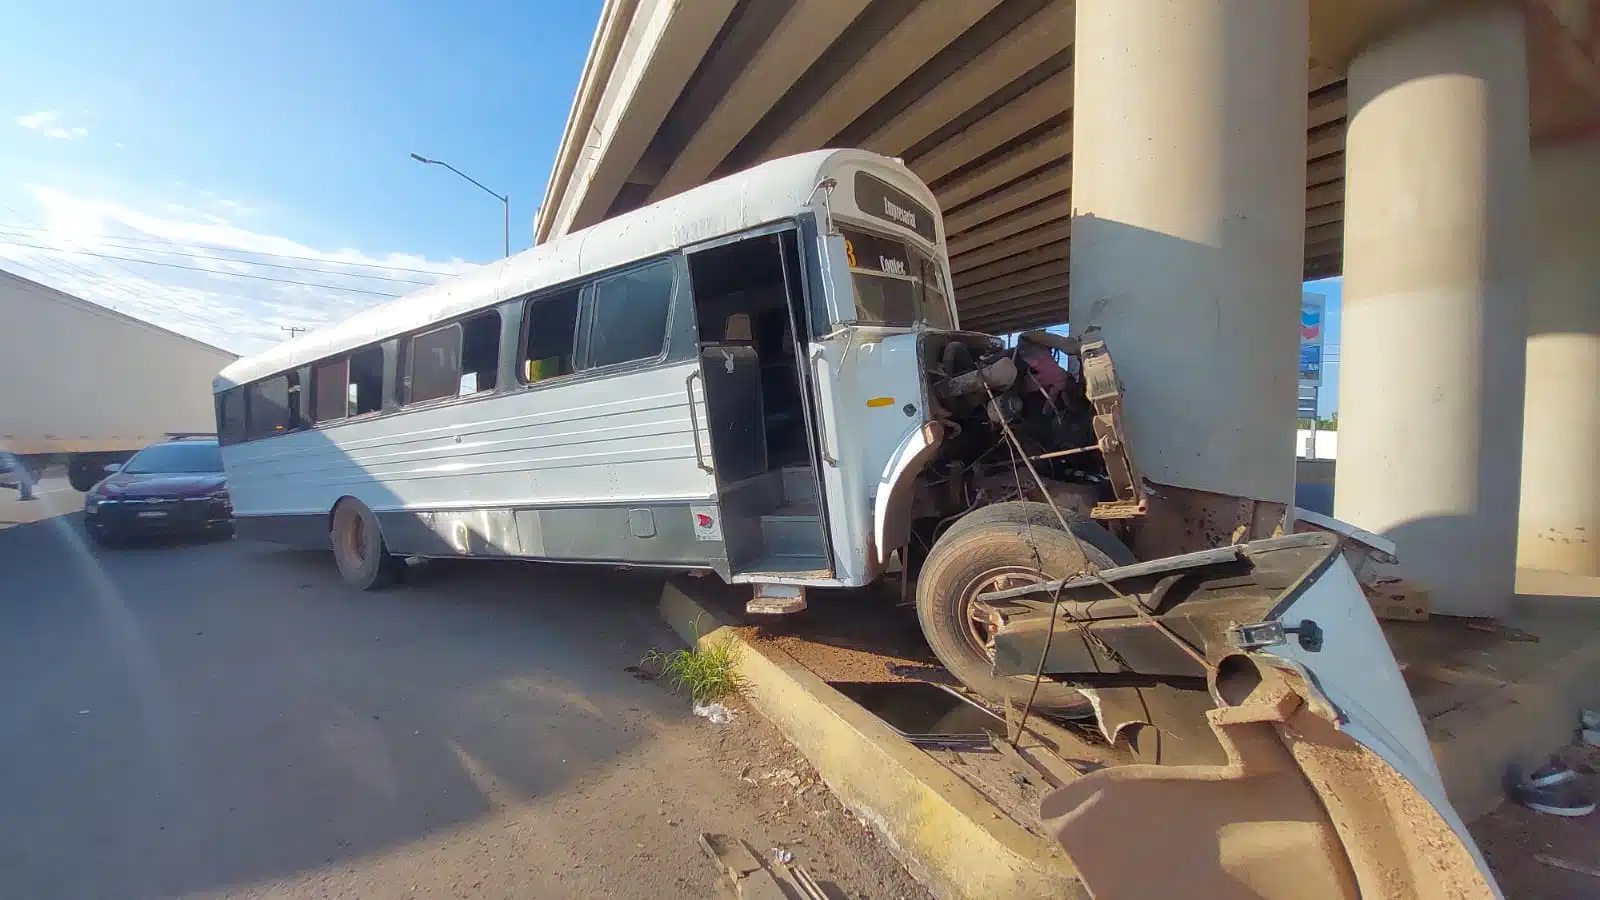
xmin=0 ymin=515 xmax=692 ymax=899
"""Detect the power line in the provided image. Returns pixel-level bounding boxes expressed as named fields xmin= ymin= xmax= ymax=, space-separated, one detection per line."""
xmin=0 ymin=238 xmax=402 ymax=297
xmin=0 ymin=204 xmax=177 ymax=313
xmin=0 ymin=221 xmax=464 ymax=277
xmin=0 ymin=229 xmax=436 ymax=286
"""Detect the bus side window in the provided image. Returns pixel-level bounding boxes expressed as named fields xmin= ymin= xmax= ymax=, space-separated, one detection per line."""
xmin=406 ymin=324 xmax=463 ymax=405
xmin=313 ymin=358 xmax=349 ymax=423
xmin=348 ymin=346 xmax=384 ymax=416
xmin=459 ymin=311 xmax=500 ymax=394
xmin=582 ymin=260 xmax=674 ymax=369
xmin=520 ymin=288 xmax=580 ymax=383
xmin=245 ymin=375 xmax=292 ymax=440
xmin=218 ymin=389 xmax=246 ymax=445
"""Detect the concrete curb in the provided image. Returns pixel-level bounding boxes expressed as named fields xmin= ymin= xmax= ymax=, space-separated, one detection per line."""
xmin=659 ymin=578 xmax=1085 ymax=900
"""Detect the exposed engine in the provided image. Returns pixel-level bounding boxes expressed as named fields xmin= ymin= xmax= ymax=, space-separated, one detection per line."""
xmin=912 ymin=329 xmax=1143 ymax=549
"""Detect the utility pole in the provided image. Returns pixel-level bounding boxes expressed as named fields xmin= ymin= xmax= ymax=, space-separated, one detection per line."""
xmin=280 ymin=325 xmax=307 ymax=340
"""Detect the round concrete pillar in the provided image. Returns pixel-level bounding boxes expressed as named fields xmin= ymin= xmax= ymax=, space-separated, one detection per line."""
xmin=1519 ymin=137 xmax=1600 ymax=576
xmin=1068 ymin=0 xmax=1309 ymax=506
xmin=1334 ymin=4 xmax=1531 ymax=616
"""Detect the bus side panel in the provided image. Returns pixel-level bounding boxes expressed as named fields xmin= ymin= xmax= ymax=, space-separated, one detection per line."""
xmin=222 ymin=358 xmax=726 ymax=568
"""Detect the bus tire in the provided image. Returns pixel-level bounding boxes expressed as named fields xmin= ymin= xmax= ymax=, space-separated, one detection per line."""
xmin=331 ymin=499 xmax=401 ymax=590
xmin=915 ymin=515 xmax=1117 ymax=716
xmin=942 ymin=500 xmax=1136 ymax=566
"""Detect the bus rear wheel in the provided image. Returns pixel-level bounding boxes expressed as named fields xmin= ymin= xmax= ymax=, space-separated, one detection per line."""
xmin=331 ymin=500 xmax=403 ymax=590
xmin=915 ymin=510 xmax=1118 ymax=716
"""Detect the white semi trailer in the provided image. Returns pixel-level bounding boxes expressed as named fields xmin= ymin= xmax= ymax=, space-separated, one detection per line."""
xmin=0 ymin=269 xmax=237 ymax=491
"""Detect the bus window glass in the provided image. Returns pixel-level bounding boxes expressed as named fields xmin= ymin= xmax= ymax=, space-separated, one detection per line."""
xmin=407 ymin=325 xmax=461 ymax=405
xmin=313 ymin=359 xmax=348 ymax=423
xmin=245 ymin=375 xmax=291 ymax=440
xmin=521 ymin=289 xmax=581 ymax=383
xmin=460 ymin=311 xmax=500 ymax=394
xmin=348 ymin=346 xmax=384 ymax=415
xmin=583 ymin=260 xmax=673 ymax=368
xmin=918 ymin=253 xmax=953 ymax=330
xmin=841 ymin=226 xmax=921 ymax=326
xmin=218 ymin=390 xmax=246 ymax=445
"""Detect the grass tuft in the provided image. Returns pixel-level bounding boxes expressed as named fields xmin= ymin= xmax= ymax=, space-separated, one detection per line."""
xmin=642 ymin=633 xmax=740 ymax=704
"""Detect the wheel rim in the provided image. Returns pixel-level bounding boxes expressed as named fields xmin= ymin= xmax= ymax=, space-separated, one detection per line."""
xmin=341 ymin=511 xmax=368 ymax=566
xmin=958 ymin=566 xmax=1046 ymax=659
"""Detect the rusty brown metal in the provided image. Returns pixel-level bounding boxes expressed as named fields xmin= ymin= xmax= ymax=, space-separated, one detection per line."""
xmin=1076 ymin=331 xmax=1148 ymax=521
xmin=1132 ymin=482 xmax=1288 ymax=560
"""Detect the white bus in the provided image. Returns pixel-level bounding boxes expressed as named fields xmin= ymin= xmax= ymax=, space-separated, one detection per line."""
xmin=214 ymin=149 xmax=1144 ymax=711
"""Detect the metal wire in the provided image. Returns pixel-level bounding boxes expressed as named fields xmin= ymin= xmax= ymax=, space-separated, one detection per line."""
xmin=981 ymin=383 xmax=1216 ymax=676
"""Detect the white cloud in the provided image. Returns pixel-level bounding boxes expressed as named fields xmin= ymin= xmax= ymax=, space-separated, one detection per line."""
xmin=0 ymin=186 xmax=476 ymax=355
xmin=15 ymin=111 xmax=88 ymax=140
xmin=15 ymin=110 xmax=59 ymax=130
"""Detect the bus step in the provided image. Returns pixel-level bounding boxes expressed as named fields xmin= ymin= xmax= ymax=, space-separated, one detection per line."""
xmin=743 ymin=553 xmax=828 ymax=577
xmin=760 ymin=512 xmax=824 ymax=559
xmin=747 ymin=583 xmax=807 ymax=615
xmin=780 ymin=465 xmax=819 ymax=507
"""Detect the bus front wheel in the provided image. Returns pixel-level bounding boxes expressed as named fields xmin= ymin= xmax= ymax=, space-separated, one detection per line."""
xmin=914 ymin=510 xmax=1118 ymax=716
xmin=331 ymin=499 xmax=403 ymax=590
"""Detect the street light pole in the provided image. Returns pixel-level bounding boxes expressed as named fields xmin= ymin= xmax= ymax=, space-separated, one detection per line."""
xmin=409 ymin=153 xmax=510 ymax=258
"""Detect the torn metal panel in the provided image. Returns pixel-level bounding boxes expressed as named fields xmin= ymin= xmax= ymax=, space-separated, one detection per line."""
xmin=1076 ymin=332 xmax=1148 ymax=520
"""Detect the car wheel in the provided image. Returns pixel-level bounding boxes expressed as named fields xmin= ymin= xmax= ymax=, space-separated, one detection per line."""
xmin=916 ymin=509 xmax=1118 ymax=716
xmin=330 ymin=499 xmax=402 ymax=590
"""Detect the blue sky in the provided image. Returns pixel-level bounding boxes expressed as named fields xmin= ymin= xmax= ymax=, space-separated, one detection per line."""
xmin=0 ymin=0 xmax=602 ymax=351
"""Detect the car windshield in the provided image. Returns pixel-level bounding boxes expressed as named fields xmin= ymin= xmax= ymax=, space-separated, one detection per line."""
xmin=123 ymin=443 xmax=224 ymax=474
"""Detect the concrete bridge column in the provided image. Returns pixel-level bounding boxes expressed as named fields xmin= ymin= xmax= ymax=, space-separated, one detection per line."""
xmin=1519 ymin=136 xmax=1600 ymax=576
xmin=1335 ymin=4 xmax=1531 ymax=616
xmin=1068 ymin=0 xmax=1309 ymax=516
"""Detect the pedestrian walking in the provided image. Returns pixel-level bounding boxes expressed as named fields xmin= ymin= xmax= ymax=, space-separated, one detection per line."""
xmin=0 ymin=451 xmax=37 ymax=501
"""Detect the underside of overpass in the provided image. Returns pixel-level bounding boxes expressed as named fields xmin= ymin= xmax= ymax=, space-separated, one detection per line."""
xmin=535 ymin=0 xmax=1343 ymax=333
xmin=535 ymin=0 xmax=1596 ymax=335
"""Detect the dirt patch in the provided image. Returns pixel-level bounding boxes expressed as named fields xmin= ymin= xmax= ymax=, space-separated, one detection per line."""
xmin=738 ymin=580 xmax=945 ymax=685
xmin=697 ymin=694 xmax=934 ymax=900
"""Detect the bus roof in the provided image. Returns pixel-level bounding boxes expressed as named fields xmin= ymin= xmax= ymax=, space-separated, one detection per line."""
xmin=215 ymin=149 xmax=940 ymax=391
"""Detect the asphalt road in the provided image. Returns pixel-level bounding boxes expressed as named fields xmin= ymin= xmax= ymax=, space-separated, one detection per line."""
xmin=0 ymin=483 xmax=926 ymax=900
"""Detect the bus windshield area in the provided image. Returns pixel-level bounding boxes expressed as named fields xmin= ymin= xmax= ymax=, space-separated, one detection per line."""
xmin=840 ymin=226 xmax=952 ymax=330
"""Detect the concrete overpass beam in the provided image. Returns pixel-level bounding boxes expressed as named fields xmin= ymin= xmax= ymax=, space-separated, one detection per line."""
xmin=1068 ymin=0 xmax=1309 ymax=505
xmin=861 ymin=2 xmax=1075 ymax=157
xmin=934 ymin=123 xmax=1072 ymax=210
xmin=1519 ymin=135 xmax=1600 ymax=576
xmin=762 ymin=0 xmax=1002 ymax=161
xmin=540 ymin=0 xmax=738 ymax=241
xmin=648 ymin=0 xmax=873 ymax=203
xmin=1335 ymin=3 xmax=1532 ymax=616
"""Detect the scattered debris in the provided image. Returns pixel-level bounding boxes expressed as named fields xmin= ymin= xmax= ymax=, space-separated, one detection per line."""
xmin=1534 ymin=853 xmax=1600 ymax=879
xmin=770 ymin=846 xmax=794 ymax=865
xmin=622 ymin=665 xmax=655 ymax=682
xmin=829 ymin=680 xmax=1003 ymax=749
xmin=693 ymin=701 xmax=733 ymax=725
xmin=697 ymin=833 xmax=789 ymax=900
xmin=1513 ymin=760 xmax=1595 ymax=817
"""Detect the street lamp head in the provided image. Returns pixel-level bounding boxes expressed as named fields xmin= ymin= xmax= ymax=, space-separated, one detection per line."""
xmin=410 ymin=153 xmax=432 ymax=164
